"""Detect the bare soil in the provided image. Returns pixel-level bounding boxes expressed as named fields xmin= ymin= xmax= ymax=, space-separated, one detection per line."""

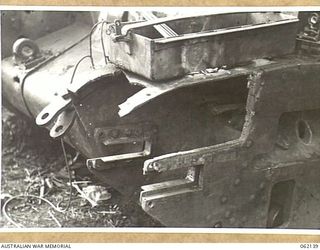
xmin=1 ymin=107 xmax=161 ymax=228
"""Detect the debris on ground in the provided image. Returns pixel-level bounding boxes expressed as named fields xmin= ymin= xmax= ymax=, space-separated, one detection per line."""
xmin=1 ymin=107 xmax=161 ymax=228
xmin=72 ymin=183 xmax=112 ymax=207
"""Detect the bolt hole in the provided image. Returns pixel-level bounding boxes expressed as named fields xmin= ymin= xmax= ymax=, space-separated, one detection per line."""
xmin=13 ymin=76 xmax=20 ymax=83
xmin=55 ymin=125 xmax=63 ymax=133
xmin=41 ymin=113 xmax=49 ymax=119
xmin=296 ymin=120 xmax=312 ymax=144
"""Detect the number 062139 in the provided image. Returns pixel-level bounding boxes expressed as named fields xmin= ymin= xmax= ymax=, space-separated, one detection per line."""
xmin=300 ymin=244 xmax=319 ymax=248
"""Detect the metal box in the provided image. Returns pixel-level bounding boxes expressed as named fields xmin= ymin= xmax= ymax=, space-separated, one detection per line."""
xmin=106 ymin=12 xmax=299 ymax=81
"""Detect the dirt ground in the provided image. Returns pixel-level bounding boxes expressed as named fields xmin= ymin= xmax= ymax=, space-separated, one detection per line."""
xmin=1 ymin=107 xmax=161 ymax=228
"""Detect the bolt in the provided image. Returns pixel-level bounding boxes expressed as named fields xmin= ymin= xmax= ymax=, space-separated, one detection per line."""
xmin=98 ymin=131 xmax=105 ymax=140
xmin=147 ymin=201 xmax=154 ymax=208
xmin=152 ymin=162 xmax=160 ymax=170
xmin=198 ymin=157 xmax=205 ymax=163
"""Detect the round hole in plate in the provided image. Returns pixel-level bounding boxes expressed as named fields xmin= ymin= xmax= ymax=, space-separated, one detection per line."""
xmin=55 ymin=125 xmax=63 ymax=133
xmin=296 ymin=120 xmax=312 ymax=144
xmin=13 ymin=76 xmax=20 ymax=83
xmin=41 ymin=113 xmax=49 ymax=119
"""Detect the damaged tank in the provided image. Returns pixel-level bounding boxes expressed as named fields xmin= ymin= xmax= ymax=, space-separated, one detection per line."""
xmin=1 ymin=10 xmax=320 ymax=228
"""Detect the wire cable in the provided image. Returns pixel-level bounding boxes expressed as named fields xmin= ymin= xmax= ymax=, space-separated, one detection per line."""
xmin=89 ymin=21 xmax=105 ymax=67
xmin=59 ymin=138 xmax=73 ymax=213
xmin=100 ymin=21 xmax=108 ymax=65
xmin=69 ymin=55 xmax=92 ymax=84
xmin=20 ymin=77 xmax=35 ymax=118
xmin=2 ymin=194 xmax=65 ymax=228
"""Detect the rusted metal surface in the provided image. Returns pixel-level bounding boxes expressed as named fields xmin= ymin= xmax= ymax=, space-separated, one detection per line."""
xmin=140 ymin=59 xmax=320 ymax=227
xmin=86 ymin=122 xmax=156 ymax=170
xmin=1 ymin=10 xmax=94 ymax=59
xmin=2 ymin=11 xmax=320 ymax=228
xmin=1 ymin=22 xmax=92 ymax=118
xmin=105 ymin=12 xmax=299 ymax=80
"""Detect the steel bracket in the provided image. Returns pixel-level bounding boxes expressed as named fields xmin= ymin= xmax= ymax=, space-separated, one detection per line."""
xmin=87 ymin=122 xmax=157 ymax=170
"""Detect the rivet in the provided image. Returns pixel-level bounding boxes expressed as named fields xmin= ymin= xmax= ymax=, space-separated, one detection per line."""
xmin=213 ymin=221 xmax=222 ymax=228
xmin=249 ymin=194 xmax=255 ymax=201
xmin=305 ymin=153 xmax=311 ymax=159
xmin=234 ymin=178 xmax=241 ymax=186
xmin=261 ymin=196 xmax=267 ymax=202
xmin=259 ymin=182 xmax=265 ymax=189
xmin=241 ymin=162 xmax=248 ymax=168
xmin=224 ymin=210 xmax=231 ymax=218
xmin=220 ymin=196 xmax=228 ymax=204
xmin=241 ymin=216 xmax=247 ymax=223
xmin=229 ymin=217 xmax=236 ymax=224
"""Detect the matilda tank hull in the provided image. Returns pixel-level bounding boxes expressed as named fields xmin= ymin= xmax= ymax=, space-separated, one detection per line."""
xmin=2 ymin=10 xmax=320 ymax=228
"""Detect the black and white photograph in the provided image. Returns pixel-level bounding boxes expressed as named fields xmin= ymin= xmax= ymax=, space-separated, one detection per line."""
xmin=1 ymin=7 xmax=320 ymax=230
